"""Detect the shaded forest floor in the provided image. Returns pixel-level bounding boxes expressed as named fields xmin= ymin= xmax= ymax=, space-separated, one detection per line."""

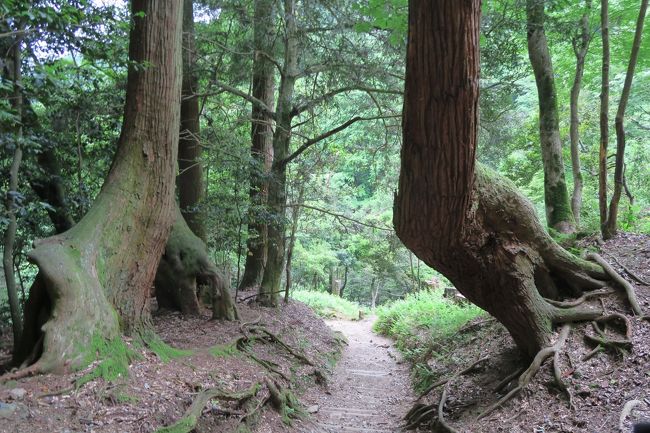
xmin=0 ymin=232 xmax=648 ymax=433
xmin=0 ymin=294 xmax=342 ymax=433
xmin=407 ymin=232 xmax=650 ymax=433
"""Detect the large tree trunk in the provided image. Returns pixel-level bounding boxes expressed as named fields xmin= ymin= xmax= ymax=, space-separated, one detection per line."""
xmin=395 ymin=0 xmax=606 ymax=359
xmin=258 ymin=0 xmax=298 ymax=307
xmin=602 ymin=0 xmax=648 ymax=239
xmin=598 ymin=0 xmax=610 ymax=228
xmin=155 ymin=207 xmax=238 ymax=320
xmin=526 ymin=0 xmax=575 ymax=233
xmin=15 ymin=1 xmax=183 ymax=372
xmin=239 ymin=0 xmax=276 ymax=291
xmin=178 ymin=0 xmax=205 ymax=241
xmin=569 ymin=0 xmax=592 ymax=228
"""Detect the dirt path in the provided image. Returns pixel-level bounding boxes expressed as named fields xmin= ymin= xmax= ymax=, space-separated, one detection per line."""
xmin=294 ymin=317 xmax=414 ymax=433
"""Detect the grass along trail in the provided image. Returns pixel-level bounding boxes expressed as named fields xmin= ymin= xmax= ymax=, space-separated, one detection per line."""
xmin=294 ymin=317 xmax=414 ymax=433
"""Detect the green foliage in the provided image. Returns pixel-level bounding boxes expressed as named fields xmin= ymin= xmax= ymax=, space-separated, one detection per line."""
xmin=374 ymin=290 xmax=485 ymax=354
xmin=374 ymin=290 xmax=485 ymax=392
xmin=291 ymin=290 xmax=363 ymax=320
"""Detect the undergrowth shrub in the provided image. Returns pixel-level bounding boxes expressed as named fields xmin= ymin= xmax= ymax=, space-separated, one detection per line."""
xmin=291 ymin=290 xmax=363 ymax=320
xmin=374 ymin=289 xmax=485 ymax=392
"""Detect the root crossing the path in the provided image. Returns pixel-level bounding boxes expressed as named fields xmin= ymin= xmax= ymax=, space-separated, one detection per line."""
xmin=294 ymin=317 xmax=414 ymax=433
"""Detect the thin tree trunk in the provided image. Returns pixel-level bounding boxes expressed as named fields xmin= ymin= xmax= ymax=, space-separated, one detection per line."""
xmin=602 ymin=0 xmax=648 ymax=239
xmin=370 ymin=277 xmax=378 ymax=310
xmin=239 ymin=0 xmax=276 ymax=291
xmin=340 ymin=266 xmax=349 ymax=298
xmin=569 ymin=0 xmax=592 ymax=227
xmin=178 ymin=0 xmax=205 ymax=241
xmin=259 ymin=0 xmax=298 ymax=306
xmin=284 ymin=184 xmax=304 ymax=303
xmin=3 ymin=32 xmax=24 ymax=350
xmin=526 ymin=0 xmax=575 ymax=233
xmin=16 ymin=0 xmax=183 ymax=371
xmin=330 ymin=265 xmax=340 ymax=297
xmin=598 ymin=0 xmax=610 ymax=228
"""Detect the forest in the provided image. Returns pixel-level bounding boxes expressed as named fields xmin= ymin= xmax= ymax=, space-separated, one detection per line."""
xmin=0 ymin=0 xmax=649 ymax=432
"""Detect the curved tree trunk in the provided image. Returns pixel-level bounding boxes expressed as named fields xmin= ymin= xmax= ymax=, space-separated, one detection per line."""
xmin=16 ymin=1 xmax=183 ymax=372
xmin=602 ymin=0 xmax=648 ymax=239
xmin=526 ymin=0 xmax=575 ymax=233
xmin=569 ymin=0 xmax=592 ymax=228
xmin=239 ymin=0 xmax=276 ymax=291
xmin=178 ymin=0 xmax=205 ymax=241
xmin=395 ymin=0 xmax=606 ymax=359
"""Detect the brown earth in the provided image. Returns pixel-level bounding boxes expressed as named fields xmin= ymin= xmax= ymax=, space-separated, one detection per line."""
xmin=0 ymin=293 xmax=342 ymax=433
xmin=0 ymin=232 xmax=648 ymax=433
xmin=408 ymin=232 xmax=650 ymax=433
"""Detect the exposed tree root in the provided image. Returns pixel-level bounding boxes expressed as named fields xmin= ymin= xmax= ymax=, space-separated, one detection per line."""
xmin=477 ymin=325 xmax=571 ymax=420
xmin=458 ymin=318 xmax=496 ymax=334
xmin=230 ymin=322 xmax=315 ymax=383
xmin=545 ymin=288 xmax=615 ymax=308
xmin=601 ymin=250 xmax=649 ymax=286
xmin=582 ymin=314 xmax=633 ymax=360
xmin=404 ymin=403 xmax=436 ymax=430
xmin=240 ymin=322 xmax=315 ymax=366
xmin=553 ymin=350 xmax=574 ymax=410
xmin=619 ymin=400 xmax=645 ymax=432
xmin=494 ymin=367 xmax=525 ymax=394
xmin=156 ymin=382 xmax=260 ymax=433
xmin=264 ymin=377 xmax=304 ymax=425
xmin=437 ymin=385 xmax=461 ymax=433
xmin=0 ymin=361 xmax=44 ymax=382
xmin=586 ymin=253 xmax=644 ymax=315
xmin=406 ymin=356 xmax=488 ymax=430
xmin=418 ymin=356 xmax=489 ymax=399
xmin=250 ymin=326 xmax=315 ymax=366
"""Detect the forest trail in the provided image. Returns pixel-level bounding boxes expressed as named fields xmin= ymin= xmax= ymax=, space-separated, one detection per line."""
xmin=294 ymin=317 xmax=414 ymax=433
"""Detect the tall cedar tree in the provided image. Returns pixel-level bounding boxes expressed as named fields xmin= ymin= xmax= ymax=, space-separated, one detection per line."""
xmin=15 ymin=1 xmax=183 ymax=372
xmin=178 ymin=0 xmax=206 ymax=241
xmin=239 ymin=0 xmax=276 ymax=291
xmin=395 ymin=0 xmax=609 ymax=358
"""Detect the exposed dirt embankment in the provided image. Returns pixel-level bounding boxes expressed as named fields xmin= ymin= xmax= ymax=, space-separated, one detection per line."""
xmin=0 ymin=292 xmax=341 ymax=433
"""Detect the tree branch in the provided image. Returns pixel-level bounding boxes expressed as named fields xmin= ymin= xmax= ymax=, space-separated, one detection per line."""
xmin=287 ymin=203 xmax=393 ymax=232
xmin=196 ymin=79 xmax=276 ymax=119
xmin=278 ymin=115 xmax=399 ymax=167
xmin=291 ymin=86 xmax=402 ymax=116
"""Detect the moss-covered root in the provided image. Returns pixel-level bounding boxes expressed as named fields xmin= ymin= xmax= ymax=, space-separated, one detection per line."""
xmin=156 ymin=382 xmax=261 ymax=433
xmin=264 ymin=378 xmax=305 ymax=426
xmin=586 ymin=253 xmax=644 ymax=316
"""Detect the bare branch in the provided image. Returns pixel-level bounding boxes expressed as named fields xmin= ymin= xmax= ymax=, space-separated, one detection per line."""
xmin=287 ymin=203 xmax=393 ymax=232
xmin=195 ymin=79 xmax=276 ymax=119
xmin=279 ymin=115 xmax=400 ymax=167
xmin=291 ymin=86 xmax=402 ymax=116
